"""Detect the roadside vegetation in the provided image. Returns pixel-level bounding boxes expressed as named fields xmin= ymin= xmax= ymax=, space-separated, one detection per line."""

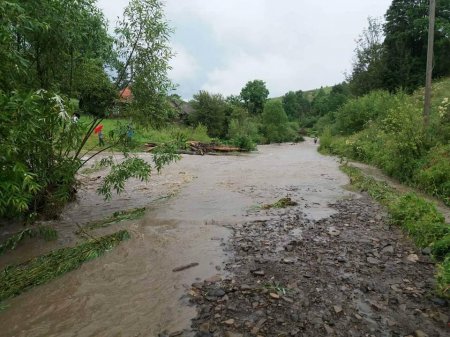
xmin=342 ymin=165 xmax=450 ymax=298
xmin=298 ymin=1 xmax=450 ymax=207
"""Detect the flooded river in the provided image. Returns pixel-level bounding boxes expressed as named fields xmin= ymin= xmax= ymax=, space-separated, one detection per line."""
xmin=0 ymin=140 xmax=352 ymax=337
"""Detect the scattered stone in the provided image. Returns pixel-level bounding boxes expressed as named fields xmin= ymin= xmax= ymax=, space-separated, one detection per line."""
xmin=367 ymin=257 xmax=380 ymax=264
xmin=206 ymin=288 xmax=226 ymax=297
xmin=224 ymin=332 xmax=243 ymax=337
xmin=333 ymin=305 xmax=343 ymax=314
xmin=324 ymin=324 xmax=335 ymax=334
xmin=421 ymin=247 xmax=432 ymax=255
xmin=188 ymin=196 xmax=448 ymax=337
xmin=269 ymin=292 xmax=280 ymax=299
xmin=381 ymin=245 xmax=394 ymax=254
xmin=406 ymin=254 xmax=419 ymax=263
xmin=413 ymin=330 xmax=429 ymax=337
xmin=222 ymin=319 xmax=235 ymax=326
xmin=281 ymin=258 xmax=295 ymax=264
xmin=198 ymin=323 xmax=210 ymax=333
xmin=328 ymin=227 xmax=341 ymax=237
xmin=169 ymin=331 xmax=183 ymax=337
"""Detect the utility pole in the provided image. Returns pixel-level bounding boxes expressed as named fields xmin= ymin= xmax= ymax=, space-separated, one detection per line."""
xmin=424 ymin=0 xmax=436 ymax=128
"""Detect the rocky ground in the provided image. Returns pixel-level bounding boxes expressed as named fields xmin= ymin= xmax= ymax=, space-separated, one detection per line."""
xmin=186 ymin=195 xmax=450 ymax=337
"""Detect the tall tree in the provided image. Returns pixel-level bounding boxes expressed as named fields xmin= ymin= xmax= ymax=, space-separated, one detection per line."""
xmin=261 ymin=100 xmax=290 ymax=143
xmin=348 ymin=17 xmax=385 ymax=96
xmin=282 ymin=90 xmax=311 ymax=120
xmin=189 ymin=91 xmax=228 ymax=138
xmin=382 ymin=0 xmax=450 ymax=92
xmin=240 ymin=80 xmax=269 ymax=115
xmin=114 ymin=0 xmax=174 ymax=127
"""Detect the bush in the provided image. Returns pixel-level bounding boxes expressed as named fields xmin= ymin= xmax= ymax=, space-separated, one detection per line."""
xmin=0 ymin=90 xmax=83 ymax=218
xmin=389 ymin=193 xmax=448 ymax=248
xmin=261 ymin=100 xmax=292 ymax=143
xmin=436 ymin=256 xmax=450 ymax=298
xmin=334 ymin=90 xmax=395 ymax=134
xmin=414 ymin=144 xmax=450 ymax=206
xmin=432 ymin=234 xmax=450 ymax=261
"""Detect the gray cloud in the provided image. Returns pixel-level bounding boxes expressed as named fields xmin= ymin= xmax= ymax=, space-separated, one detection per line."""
xmin=97 ymin=0 xmax=392 ymax=99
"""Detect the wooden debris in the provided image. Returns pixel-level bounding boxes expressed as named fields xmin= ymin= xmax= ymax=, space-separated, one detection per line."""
xmin=172 ymin=262 xmax=199 ymax=272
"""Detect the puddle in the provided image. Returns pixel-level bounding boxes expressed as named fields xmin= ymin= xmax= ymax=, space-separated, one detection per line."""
xmin=0 ymin=139 xmax=353 ymax=336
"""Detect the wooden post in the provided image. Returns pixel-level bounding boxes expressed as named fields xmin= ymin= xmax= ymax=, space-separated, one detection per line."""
xmin=424 ymin=0 xmax=436 ymax=128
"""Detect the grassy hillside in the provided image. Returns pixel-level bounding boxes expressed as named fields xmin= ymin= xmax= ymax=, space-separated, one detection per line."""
xmin=318 ymin=77 xmax=450 ymax=206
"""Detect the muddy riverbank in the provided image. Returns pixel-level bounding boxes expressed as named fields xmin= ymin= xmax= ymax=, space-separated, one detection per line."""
xmin=1 ymin=140 xmax=448 ymax=336
xmin=0 ymin=140 xmax=351 ymax=337
xmin=188 ymin=196 xmax=449 ymax=337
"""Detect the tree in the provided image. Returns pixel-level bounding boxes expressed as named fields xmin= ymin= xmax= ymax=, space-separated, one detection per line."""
xmin=114 ymin=0 xmax=174 ymax=127
xmin=282 ymin=90 xmax=311 ymax=120
xmin=1 ymin=0 xmax=112 ymax=94
xmin=382 ymin=0 xmax=450 ymax=92
xmin=189 ymin=91 xmax=228 ymax=138
xmin=0 ymin=0 xmax=180 ymax=219
xmin=348 ymin=17 xmax=385 ymax=96
xmin=240 ymin=80 xmax=269 ymax=114
xmin=261 ymin=100 xmax=291 ymax=143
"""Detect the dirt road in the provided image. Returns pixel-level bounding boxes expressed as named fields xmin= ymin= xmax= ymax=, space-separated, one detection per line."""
xmin=0 ymin=140 xmax=448 ymax=337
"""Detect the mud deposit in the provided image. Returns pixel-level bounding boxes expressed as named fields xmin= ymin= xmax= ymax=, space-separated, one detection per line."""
xmin=1 ymin=140 xmax=449 ymax=337
xmin=189 ymin=197 xmax=450 ymax=337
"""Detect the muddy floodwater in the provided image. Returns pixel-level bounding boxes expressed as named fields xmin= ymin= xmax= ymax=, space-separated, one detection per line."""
xmin=0 ymin=140 xmax=353 ymax=337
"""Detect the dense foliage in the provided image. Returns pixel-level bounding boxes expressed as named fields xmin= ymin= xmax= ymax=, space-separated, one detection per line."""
xmin=0 ymin=0 xmax=178 ymax=219
xmin=318 ymin=78 xmax=450 ymax=206
xmin=347 ymin=0 xmax=450 ymax=95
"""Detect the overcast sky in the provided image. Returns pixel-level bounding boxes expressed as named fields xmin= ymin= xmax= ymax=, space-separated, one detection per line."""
xmin=97 ymin=0 xmax=392 ymax=100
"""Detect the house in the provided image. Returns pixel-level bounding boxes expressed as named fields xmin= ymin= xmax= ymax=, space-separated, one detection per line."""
xmin=118 ymin=86 xmax=133 ymax=103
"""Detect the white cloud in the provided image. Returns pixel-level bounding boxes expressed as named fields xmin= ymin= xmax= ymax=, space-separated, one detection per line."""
xmin=169 ymin=44 xmax=199 ymax=82
xmin=98 ymin=0 xmax=393 ymax=99
xmin=165 ymin=0 xmax=392 ymax=97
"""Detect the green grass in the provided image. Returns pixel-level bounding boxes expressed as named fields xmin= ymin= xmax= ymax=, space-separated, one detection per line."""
xmin=341 ymin=165 xmax=450 ymax=299
xmin=79 ymin=116 xmax=211 ymax=152
xmin=0 ymin=230 xmax=130 ymax=302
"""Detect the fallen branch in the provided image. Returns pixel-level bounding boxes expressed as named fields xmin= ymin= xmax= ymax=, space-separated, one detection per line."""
xmin=0 ymin=230 xmax=130 ymax=301
xmin=172 ymin=262 xmax=199 ymax=272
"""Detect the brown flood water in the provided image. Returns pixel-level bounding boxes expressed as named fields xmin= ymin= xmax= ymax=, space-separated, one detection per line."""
xmin=0 ymin=140 xmax=352 ymax=337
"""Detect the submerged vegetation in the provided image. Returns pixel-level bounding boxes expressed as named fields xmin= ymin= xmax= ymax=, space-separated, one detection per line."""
xmin=0 ymin=230 xmax=130 ymax=302
xmin=342 ymin=165 xmax=450 ymax=298
xmin=76 ymin=207 xmax=146 ymax=233
xmin=0 ymin=227 xmax=57 ymax=256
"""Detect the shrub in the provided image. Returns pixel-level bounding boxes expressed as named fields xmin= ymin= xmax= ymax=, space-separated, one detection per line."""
xmin=432 ymin=234 xmax=450 ymax=261
xmin=414 ymin=144 xmax=450 ymax=206
xmin=261 ymin=100 xmax=291 ymax=143
xmin=436 ymin=256 xmax=450 ymax=298
xmin=334 ymin=90 xmax=395 ymax=134
xmin=389 ymin=193 xmax=448 ymax=248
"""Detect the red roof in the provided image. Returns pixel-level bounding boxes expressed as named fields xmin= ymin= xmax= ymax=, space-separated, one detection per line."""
xmin=119 ymin=87 xmax=133 ymax=101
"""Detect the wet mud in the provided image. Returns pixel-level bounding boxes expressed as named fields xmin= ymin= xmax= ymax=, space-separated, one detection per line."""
xmin=189 ymin=196 xmax=449 ymax=337
xmin=1 ymin=140 xmax=448 ymax=337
